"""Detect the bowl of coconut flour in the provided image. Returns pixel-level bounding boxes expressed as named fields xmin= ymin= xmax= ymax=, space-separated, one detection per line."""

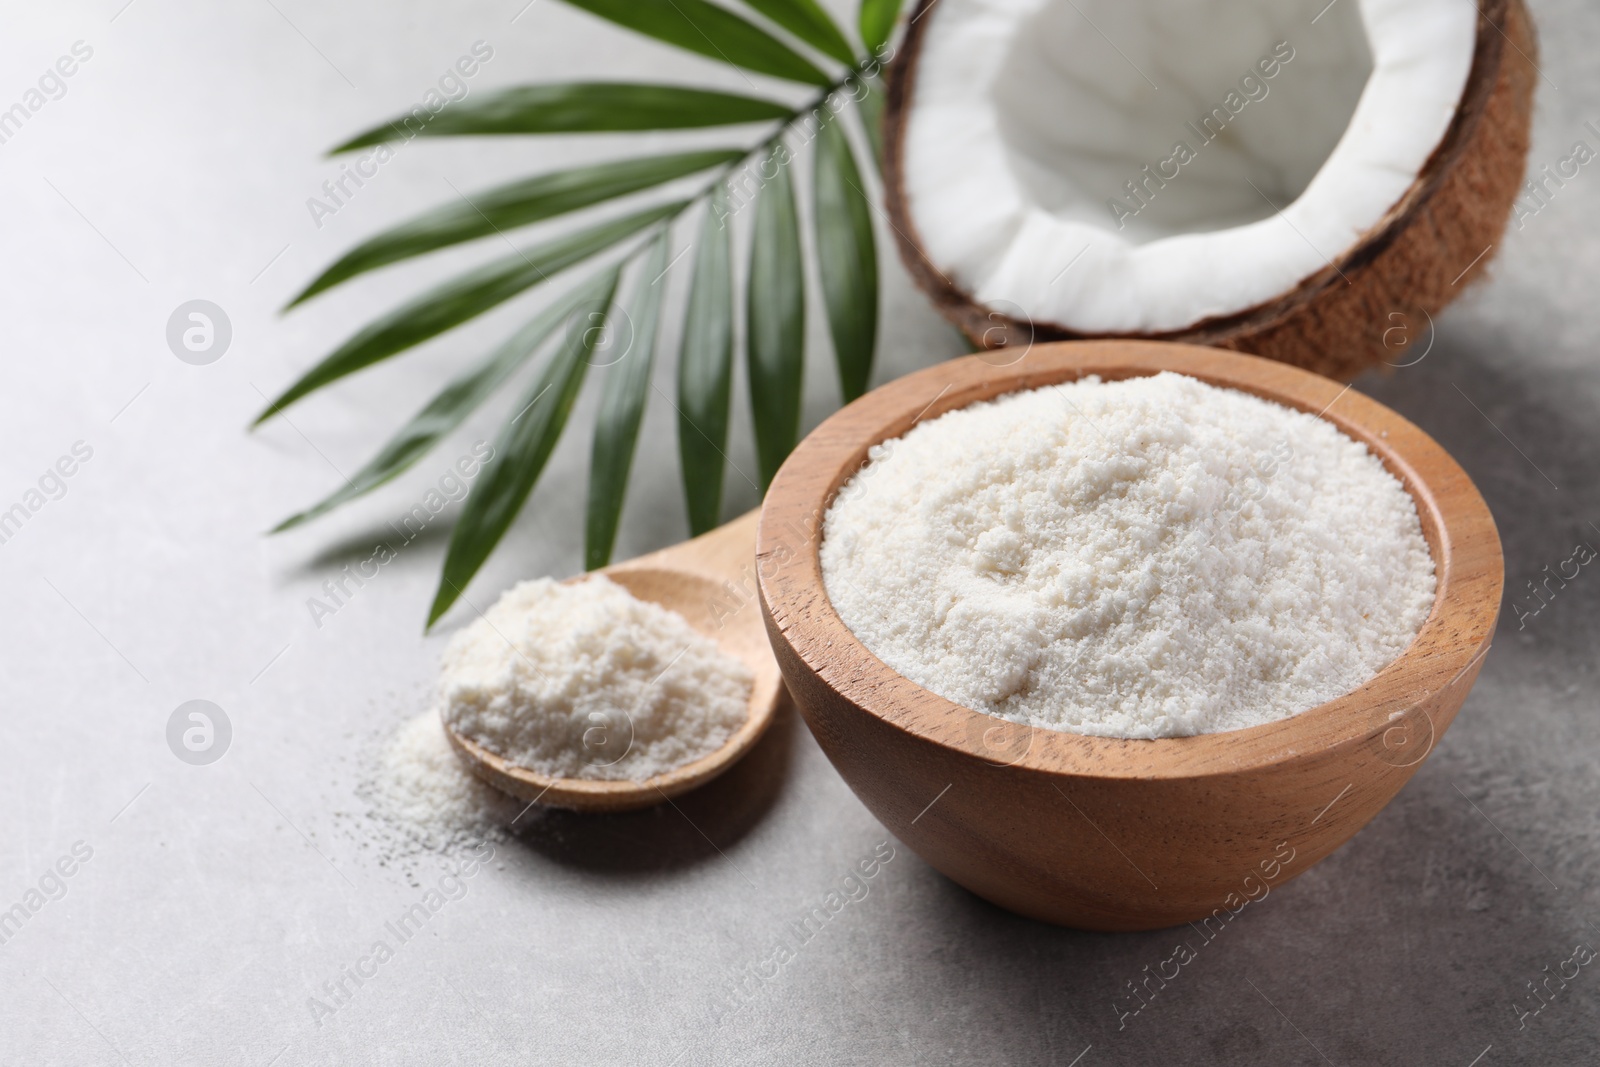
xmin=757 ymin=341 xmax=1502 ymax=930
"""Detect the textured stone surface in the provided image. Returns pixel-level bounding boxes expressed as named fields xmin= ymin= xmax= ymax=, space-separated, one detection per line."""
xmin=0 ymin=0 xmax=1596 ymax=1063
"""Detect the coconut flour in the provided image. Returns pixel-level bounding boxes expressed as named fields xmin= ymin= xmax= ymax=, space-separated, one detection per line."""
xmin=370 ymin=711 xmax=520 ymax=852
xmin=820 ymin=372 xmax=1436 ymax=738
xmin=439 ymin=575 xmax=752 ymax=781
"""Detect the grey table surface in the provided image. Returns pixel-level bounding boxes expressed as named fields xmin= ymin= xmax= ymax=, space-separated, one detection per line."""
xmin=3 ymin=0 xmax=1598 ymax=1064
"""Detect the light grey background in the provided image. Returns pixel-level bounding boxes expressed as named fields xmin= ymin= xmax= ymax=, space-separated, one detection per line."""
xmin=1 ymin=0 xmax=1597 ymax=1064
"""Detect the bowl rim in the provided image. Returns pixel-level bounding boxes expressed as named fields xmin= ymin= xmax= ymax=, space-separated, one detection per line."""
xmin=756 ymin=341 xmax=1503 ymax=781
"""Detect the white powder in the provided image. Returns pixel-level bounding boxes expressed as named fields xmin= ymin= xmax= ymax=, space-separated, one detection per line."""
xmin=439 ymin=575 xmax=753 ymax=781
xmin=820 ymin=372 xmax=1437 ymax=738
xmin=369 ymin=711 xmax=519 ymax=853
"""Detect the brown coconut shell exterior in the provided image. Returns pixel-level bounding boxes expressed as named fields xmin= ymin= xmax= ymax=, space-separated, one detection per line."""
xmin=882 ymin=0 xmax=1539 ymax=382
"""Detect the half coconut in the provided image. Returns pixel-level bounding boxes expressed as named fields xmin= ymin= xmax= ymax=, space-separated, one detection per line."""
xmin=884 ymin=0 xmax=1537 ymax=379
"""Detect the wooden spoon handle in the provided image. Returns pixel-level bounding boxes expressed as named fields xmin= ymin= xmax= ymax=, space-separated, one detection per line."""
xmin=604 ymin=509 xmax=759 ymax=586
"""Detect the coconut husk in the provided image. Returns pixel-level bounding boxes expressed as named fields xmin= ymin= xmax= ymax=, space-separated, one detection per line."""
xmin=883 ymin=0 xmax=1538 ymax=381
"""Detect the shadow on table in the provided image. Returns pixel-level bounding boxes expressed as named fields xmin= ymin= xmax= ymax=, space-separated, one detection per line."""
xmin=505 ymin=691 xmax=798 ymax=874
xmin=280 ymin=514 xmax=457 ymax=580
xmin=883 ymin=746 xmax=1589 ymax=1064
xmin=1357 ymin=312 xmax=1595 ymax=639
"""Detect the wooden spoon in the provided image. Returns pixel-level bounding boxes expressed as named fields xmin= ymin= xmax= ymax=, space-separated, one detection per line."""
xmin=443 ymin=510 xmax=782 ymax=813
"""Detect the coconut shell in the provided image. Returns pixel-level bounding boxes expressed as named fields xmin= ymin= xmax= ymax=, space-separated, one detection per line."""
xmin=883 ymin=0 xmax=1538 ymax=381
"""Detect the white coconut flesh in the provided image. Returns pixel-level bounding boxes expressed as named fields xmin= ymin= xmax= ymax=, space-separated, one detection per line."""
xmin=901 ymin=0 xmax=1478 ymax=333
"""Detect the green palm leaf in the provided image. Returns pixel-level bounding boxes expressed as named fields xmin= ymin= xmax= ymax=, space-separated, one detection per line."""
xmin=746 ymin=143 xmax=805 ymax=486
xmin=271 ymin=276 xmax=615 ymax=532
xmin=332 ymin=83 xmax=793 ymax=152
xmin=290 ymin=149 xmax=739 ymax=308
xmin=428 ymin=271 xmax=622 ymax=627
xmin=271 ymin=7 xmax=904 ymax=624
xmin=854 ymin=74 xmax=885 ymax=171
xmin=254 ymin=203 xmax=680 ymax=425
xmin=859 ymin=0 xmax=903 ymax=55
xmin=678 ymin=187 xmax=736 ymax=535
xmin=558 ymin=0 xmax=830 ymax=86
xmin=586 ymin=235 xmax=672 ymax=569
xmin=735 ymin=0 xmax=857 ymax=65
xmin=812 ymin=115 xmax=878 ymax=402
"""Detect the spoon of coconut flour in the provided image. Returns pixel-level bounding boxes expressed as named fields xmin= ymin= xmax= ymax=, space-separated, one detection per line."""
xmin=440 ymin=510 xmax=784 ymax=813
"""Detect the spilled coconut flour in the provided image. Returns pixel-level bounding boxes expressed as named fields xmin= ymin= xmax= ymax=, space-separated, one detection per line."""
xmin=820 ymin=372 xmax=1436 ymax=738
xmin=370 ymin=576 xmax=753 ymax=846
xmin=370 ymin=711 xmax=521 ymax=853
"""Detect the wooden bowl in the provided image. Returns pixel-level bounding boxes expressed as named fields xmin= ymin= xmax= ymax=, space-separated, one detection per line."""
xmin=756 ymin=341 xmax=1502 ymax=930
